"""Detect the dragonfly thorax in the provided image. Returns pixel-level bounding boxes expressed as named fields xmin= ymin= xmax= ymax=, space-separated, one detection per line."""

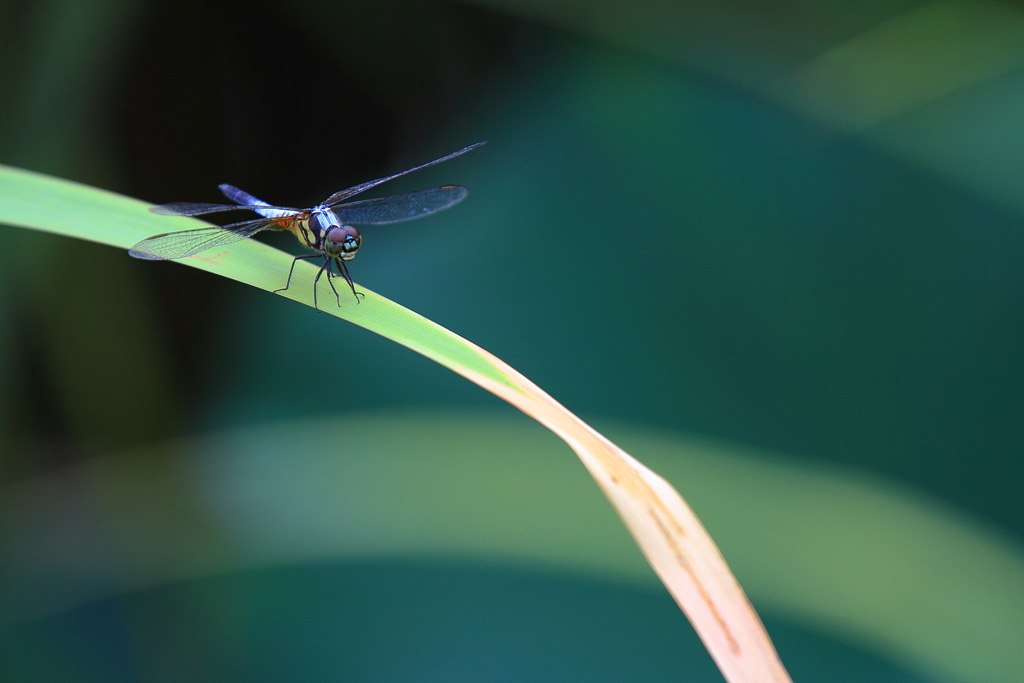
xmin=324 ymin=224 xmax=361 ymax=261
xmin=304 ymin=208 xmax=361 ymax=260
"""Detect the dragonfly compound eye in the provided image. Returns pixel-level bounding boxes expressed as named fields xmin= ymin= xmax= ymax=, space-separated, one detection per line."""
xmin=326 ymin=226 xmax=361 ymax=260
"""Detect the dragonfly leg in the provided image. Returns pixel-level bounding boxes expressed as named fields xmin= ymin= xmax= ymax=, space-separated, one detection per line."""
xmin=271 ymin=253 xmax=360 ymax=310
xmin=273 ymin=254 xmax=320 ymax=296
xmin=320 ymin=258 xmax=343 ymax=309
xmin=334 ymin=258 xmax=363 ymax=304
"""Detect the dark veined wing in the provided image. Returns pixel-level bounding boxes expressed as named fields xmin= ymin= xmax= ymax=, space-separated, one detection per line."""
xmin=331 ymin=185 xmax=468 ymax=225
xmin=323 ymin=141 xmax=485 ymax=206
xmin=129 ymin=216 xmax=282 ymax=261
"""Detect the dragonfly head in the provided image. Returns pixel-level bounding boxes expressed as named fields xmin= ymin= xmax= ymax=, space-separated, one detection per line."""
xmin=324 ymin=225 xmax=361 ymax=261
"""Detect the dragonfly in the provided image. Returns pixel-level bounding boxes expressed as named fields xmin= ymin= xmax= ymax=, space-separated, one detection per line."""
xmin=131 ymin=141 xmax=485 ymax=309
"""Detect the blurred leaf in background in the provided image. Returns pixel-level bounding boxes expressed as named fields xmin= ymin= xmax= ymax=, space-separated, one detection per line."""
xmin=2 ymin=0 xmax=1024 ymax=681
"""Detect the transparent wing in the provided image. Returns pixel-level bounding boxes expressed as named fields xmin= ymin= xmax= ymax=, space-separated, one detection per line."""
xmin=324 ymin=141 xmax=485 ymax=206
xmin=331 ymin=185 xmax=468 ymax=225
xmin=129 ymin=217 xmax=281 ymax=260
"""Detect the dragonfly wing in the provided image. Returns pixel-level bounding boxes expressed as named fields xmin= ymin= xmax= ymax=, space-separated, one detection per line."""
xmin=324 ymin=141 xmax=485 ymax=206
xmin=150 ymin=202 xmax=255 ymax=217
xmin=129 ymin=217 xmax=277 ymax=260
xmin=331 ymin=186 xmax=469 ymax=225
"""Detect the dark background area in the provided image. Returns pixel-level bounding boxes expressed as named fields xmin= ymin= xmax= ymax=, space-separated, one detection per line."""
xmin=2 ymin=0 xmax=1023 ymax=680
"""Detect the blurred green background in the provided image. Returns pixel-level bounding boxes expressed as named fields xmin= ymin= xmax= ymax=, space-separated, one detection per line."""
xmin=3 ymin=0 xmax=1024 ymax=680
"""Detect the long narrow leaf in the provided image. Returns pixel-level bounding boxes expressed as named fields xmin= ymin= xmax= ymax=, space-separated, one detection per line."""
xmin=0 ymin=164 xmax=790 ymax=682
